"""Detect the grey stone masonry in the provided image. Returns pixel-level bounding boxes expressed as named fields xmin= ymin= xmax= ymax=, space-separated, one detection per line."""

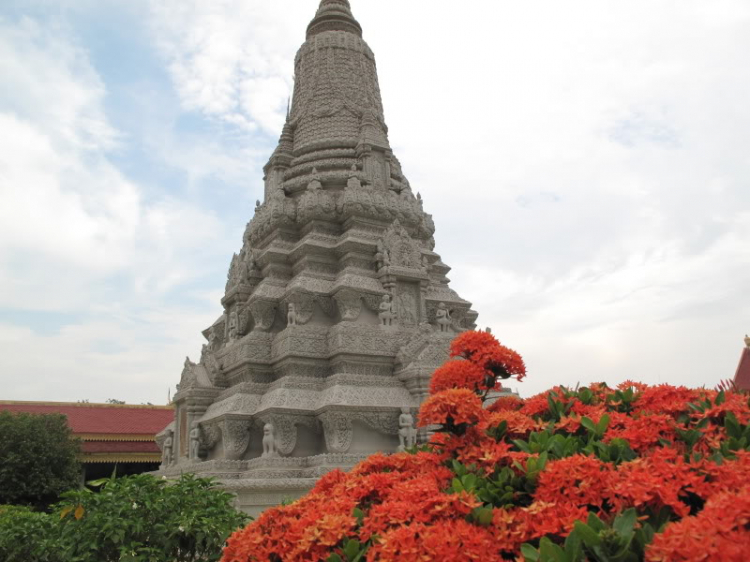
xmin=154 ymin=0 xmax=478 ymax=515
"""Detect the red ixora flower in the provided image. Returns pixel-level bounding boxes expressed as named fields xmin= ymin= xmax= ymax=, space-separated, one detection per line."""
xmin=429 ymin=360 xmax=489 ymax=395
xmin=449 ymin=331 xmax=526 ymax=382
xmin=419 ymin=389 xmax=487 ymax=431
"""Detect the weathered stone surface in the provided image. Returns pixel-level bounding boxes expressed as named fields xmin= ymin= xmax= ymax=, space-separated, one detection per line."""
xmin=155 ymin=0 xmax=479 ymax=514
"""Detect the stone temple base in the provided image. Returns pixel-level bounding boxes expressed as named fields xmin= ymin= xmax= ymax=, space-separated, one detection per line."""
xmin=154 ymin=453 xmax=370 ymax=516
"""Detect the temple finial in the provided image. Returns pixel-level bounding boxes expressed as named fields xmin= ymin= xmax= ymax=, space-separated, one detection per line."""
xmin=307 ymin=0 xmax=362 ymax=39
xmin=745 ymin=334 xmax=750 ymax=348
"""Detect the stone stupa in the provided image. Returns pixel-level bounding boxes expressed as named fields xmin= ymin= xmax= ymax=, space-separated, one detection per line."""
xmin=156 ymin=0 xmax=478 ymax=514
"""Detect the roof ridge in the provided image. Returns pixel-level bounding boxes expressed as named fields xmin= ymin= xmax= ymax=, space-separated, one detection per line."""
xmin=0 ymin=400 xmax=173 ymax=410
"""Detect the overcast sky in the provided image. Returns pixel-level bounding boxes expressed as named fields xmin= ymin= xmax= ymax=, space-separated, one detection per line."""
xmin=1 ymin=0 xmax=748 ymax=404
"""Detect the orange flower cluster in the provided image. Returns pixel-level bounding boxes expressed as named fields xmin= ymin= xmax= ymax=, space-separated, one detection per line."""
xmin=449 ymin=331 xmax=526 ymax=382
xmin=221 ymin=333 xmax=750 ymax=562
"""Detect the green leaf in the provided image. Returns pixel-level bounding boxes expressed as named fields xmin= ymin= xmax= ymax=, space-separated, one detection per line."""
xmin=539 ymin=537 xmax=567 ymax=562
xmin=574 ymin=521 xmax=602 ymax=547
xmin=613 ymin=508 xmax=637 ymax=538
xmin=520 ymin=543 xmax=540 ymax=561
xmin=352 ymin=507 xmax=365 ymax=526
xmin=327 ymin=554 xmax=343 ymax=562
xmin=343 ymin=538 xmax=360 ymax=560
xmin=580 ymin=417 xmax=596 ymax=432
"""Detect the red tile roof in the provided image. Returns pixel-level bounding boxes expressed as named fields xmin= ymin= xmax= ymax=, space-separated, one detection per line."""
xmin=734 ymin=346 xmax=750 ymax=391
xmin=0 ymin=401 xmax=174 ymax=436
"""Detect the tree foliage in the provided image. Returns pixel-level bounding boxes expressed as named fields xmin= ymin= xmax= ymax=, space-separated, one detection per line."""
xmin=0 ymin=411 xmax=81 ymax=507
xmin=0 ymin=474 xmax=249 ymax=562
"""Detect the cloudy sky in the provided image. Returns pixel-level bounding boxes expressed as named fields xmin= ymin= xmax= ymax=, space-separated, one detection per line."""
xmin=1 ymin=0 xmax=748 ymax=404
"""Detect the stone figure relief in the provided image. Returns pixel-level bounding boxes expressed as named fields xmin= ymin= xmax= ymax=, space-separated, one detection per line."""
xmin=398 ymin=407 xmax=417 ymax=452
xmin=307 ymin=167 xmax=323 ymax=191
xmin=375 ymin=239 xmax=391 ymax=271
xmin=189 ymin=422 xmax=201 ymax=461
xmin=207 ymin=328 xmax=218 ymax=351
xmin=378 ymin=293 xmax=395 ymax=326
xmin=347 ymin=164 xmax=362 ymax=190
xmin=436 ymin=302 xmax=452 ymax=333
xmin=287 ymin=303 xmax=298 ymax=327
xmin=421 ymin=255 xmax=430 ymax=274
xmin=381 ymin=220 xmax=422 ymax=270
xmin=396 ymin=284 xmax=418 ymax=327
xmin=262 ymin=423 xmax=278 ymax=458
xmin=226 ymin=310 xmax=239 ymax=343
xmin=161 ymin=430 xmax=174 ymax=468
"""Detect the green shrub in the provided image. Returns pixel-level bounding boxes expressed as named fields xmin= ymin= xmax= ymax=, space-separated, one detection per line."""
xmin=54 ymin=473 xmax=250 ymax=562
xmin=0 ymin=411 xmax=81 ymax=507
xmin=0 ymin=505 xmax=62 ymax=562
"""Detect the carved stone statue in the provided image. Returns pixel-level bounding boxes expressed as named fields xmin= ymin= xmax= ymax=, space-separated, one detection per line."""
xmin=189 ymin=422 xmax=201 ymax=461
xmin=398 ymin=407 xmax=417 ymax=452
xmin=262 ymin=423 xmax=278 ymax=458
xmin=375 ymin=240 xmax=391 ymax=270
xmin=347 ymin=164 xmax=362 ymax=190
xmin=162 ymin=430 xmax=174 ymax=468
xmin=307 ymin=167 xmax=323 ymax=191
xmin=421 ymin=255 xmax=430 ymax=274
xmin=207 ymin=327 xmax=218 ymax=351
xmin=227 ymin=311 xmax=239 ymax=342
xmin=436 ymin=302 xmax=452 ymax=333
xmin=378 ymin=293 xmax=395 ymax=326
xmin=287 ymin=303 xmax=298 ymax=327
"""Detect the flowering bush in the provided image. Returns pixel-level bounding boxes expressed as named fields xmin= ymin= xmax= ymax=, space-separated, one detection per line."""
xmin=222 ymin=331 xmax=750 ymax=562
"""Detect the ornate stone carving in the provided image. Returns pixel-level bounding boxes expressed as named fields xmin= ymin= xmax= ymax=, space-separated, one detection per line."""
xmin=436 ymin=302 xmax=452 ymax=333
xmin=395 ymin=283 xmax=420 ymax=327
xmin=320 ymin=411 xmax=354 ymax=454
xmin=378 ymin=293 xmax=395 ymax=326
xmin=287 ymin=303 xmax=298 ymax=327
xmin=262 ymin=423 xmax=278 ymax=458
xmin=222 ymin=418 xmax=252 ymax=460
xmin=380 ymin=220 xmax=422 ymax=270
xmin=189 ymin=422 xmax=202 ymax=461
xmin=226 ymin=311 xmax=239 ymax=343
xmin=249 ymin=300 xmax=277 ymax=332
xmin=334 ymin=288 xmax=362 ymax=321
xmin=160 ymin=429 xmax=174 ymax=468
xmin=200 ymin=421 xmax=221 ymax=450
xmin=398 ymin=407 xmax=417 ymax=451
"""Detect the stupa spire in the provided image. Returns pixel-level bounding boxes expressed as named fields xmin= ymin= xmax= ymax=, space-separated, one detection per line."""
xmin=264 ymin=0 xmax=392 ymax=197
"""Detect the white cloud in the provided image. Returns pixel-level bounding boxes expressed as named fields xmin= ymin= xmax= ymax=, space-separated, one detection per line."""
xmin=0 ymin=15 xmax=230 ymax=401
xmin=2 ymin=0 xmax=749 ymax=403
xmin=148 ymin=0 xmax=308 ymax=135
